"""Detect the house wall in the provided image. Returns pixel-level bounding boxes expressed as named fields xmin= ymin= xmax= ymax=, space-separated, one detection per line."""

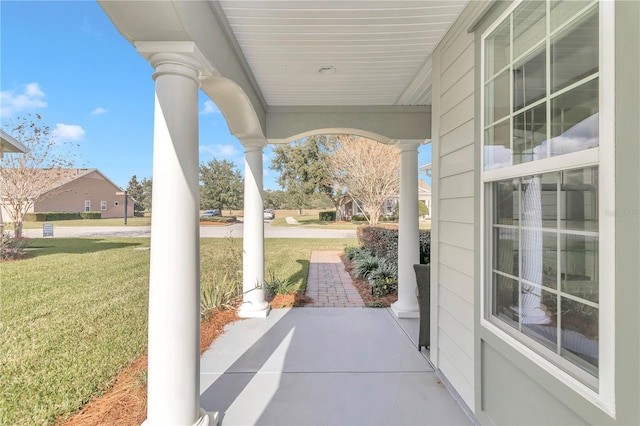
xmin=35 ymin=171 xmax=134 ymax=219
xmin=469 ymin=1 xmax=640 ymax=425
xmin=430 ymin=1 xmax=486 ymax=412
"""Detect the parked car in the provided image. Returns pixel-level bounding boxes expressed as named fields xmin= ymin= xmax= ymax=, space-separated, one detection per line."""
xmin=263 ymin=209 xmax=275 ymax=220
xmin=201 ymin=209 xmax=221 ymax=217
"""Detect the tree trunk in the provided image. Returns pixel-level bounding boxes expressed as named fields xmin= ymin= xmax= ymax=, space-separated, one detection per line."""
xmin=14 ymin=222 xmax=23 ymax=239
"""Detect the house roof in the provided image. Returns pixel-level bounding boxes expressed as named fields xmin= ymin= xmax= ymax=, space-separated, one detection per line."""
xmin=419 ymin=179 xmax=431 ymax=195
xmin=39 ymin=168 xmax=128 ymax=197
xmin=0 ymin=129 xmax=28 ymax=155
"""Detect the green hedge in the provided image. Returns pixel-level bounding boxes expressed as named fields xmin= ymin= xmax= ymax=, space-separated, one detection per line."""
xmin=357 ymin=225 xmax=431 ymax=265
xmin=200 ymin=216 xmax=236 ymax=223
xmin=24 ymin=212 xmax=80 ymax=222
xmin=80 ymin=211 xmax=102 ymax=219
xmin=351 ymin=214 xmax=368 ymax=222
xmin=318 ymin=211 xmax=336 ymax=221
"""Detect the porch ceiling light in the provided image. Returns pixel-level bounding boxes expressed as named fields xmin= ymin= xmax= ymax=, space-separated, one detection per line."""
xmin=318 ymin=65 xmax=336 ymax=75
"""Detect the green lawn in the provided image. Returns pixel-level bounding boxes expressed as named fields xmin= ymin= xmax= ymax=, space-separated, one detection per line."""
xmin=12 ymin=217 xmax=152 ymax=229
xmin=0 ymin=237 xmax=355 ymax=425
xmin=270 ymin=215 xmax=362 ymax=230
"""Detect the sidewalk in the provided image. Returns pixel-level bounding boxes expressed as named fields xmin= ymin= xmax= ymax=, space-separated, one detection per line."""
xmin=305 ymin=250 xmax=364 ymax=307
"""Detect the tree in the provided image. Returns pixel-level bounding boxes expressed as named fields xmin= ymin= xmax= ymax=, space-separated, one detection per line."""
xmin=126 ymin=175 xmax=152 ymax=215
xmin=140 ymin=177 xmax=152 ymax=213
xmin=270 ymin=136 xmax=348 ymax=219
xmin=126 ymin=175 xmax=144 ymax=214
xmin=327 ymin=135 xmax=400 ymax=225
xmin=199 ymin=159 xmax=243 ymax=213
xmin=0 ymin=115 xmax=76 ymax=238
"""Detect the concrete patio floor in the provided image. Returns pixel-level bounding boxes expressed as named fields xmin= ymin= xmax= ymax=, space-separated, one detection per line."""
xmin=199 ymin=307 xmax=472 ymax=425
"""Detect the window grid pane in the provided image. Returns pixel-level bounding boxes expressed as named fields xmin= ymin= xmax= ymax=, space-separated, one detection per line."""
xmin=490 ymin=166 xmax=598 ymax=377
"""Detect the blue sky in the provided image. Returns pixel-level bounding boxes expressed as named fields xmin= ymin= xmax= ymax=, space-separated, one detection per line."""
xmin=1 ymin=1 xmax=431 ymax=191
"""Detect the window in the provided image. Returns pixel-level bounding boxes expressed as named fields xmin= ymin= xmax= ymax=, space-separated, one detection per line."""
xmin=114 ymin=201 xmax=119 ymax=207
xmin=85 ymin=200 xmax=91 ymax=212
xmin=101 ymin=201 xmax=107 ymax=211
xmin=482 ymin=0 xmax=610 ymax=391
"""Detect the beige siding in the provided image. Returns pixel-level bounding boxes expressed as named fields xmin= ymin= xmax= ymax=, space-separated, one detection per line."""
xmin=35 ymin=171 xmax=134 ymax=219
xmin=431 ymin=4 xmax=477 ymax=411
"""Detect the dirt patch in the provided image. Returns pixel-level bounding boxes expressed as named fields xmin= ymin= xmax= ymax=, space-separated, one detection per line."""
xmin=341 ymin=255 xmax=398 ymax=307
xmin=268 ymin=291 xmax=312 ymax=309
xmin=60 ymin=309 xmax=240 ymax=426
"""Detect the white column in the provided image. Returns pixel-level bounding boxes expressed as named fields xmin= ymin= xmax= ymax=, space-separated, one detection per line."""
xmin=391 ymin=140 xmax=421 ymax=318
xmin=238 ymin=139 xmax=270 ymax=318
xmin=144 ymin=51 xmax=217 ymax=426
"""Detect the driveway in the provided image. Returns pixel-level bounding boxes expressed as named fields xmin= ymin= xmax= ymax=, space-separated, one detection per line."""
xmin=23 ymin=222 xmax=356 ymax=239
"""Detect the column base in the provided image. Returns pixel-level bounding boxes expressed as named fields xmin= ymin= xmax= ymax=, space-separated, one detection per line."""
xmin=390 ymin=301 xmax=419 ymax=318
xmin=142 ymin=409 xmax=219 ymax=426
xmin=238 ymin=301 xmax=271 ymax=318
xmin=194 ymin=409 xmax=219 ymax=426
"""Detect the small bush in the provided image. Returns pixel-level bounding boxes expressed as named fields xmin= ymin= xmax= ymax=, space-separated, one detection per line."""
xmin=200 ymin=273 xmax=242 ymax=318
xmin=264 ymin=270 xmax=295 ymax=297
xmin=370 ymin=259 xmax=398 ymax=283
xmin=419 ymin=230 xmax=431 ymax=264
xmin=24 ymin=212 xmax=80 ymax=221
xmin=353 ymin=254 xmax=379 ymax=280
xmin=318 ymin=210 xmax=336 ymax=221
xmin=200 ymin=216 xmax=236 ymax=223
xmin=1 ymin=235 xmax=29 ymax=261
xmin=80 ymin=211 xmax=102 ymax=219
xmin=351 ymin=214 xmax=367 ymax=222
xmin=372 ymin=277 xmax=398 ymax=297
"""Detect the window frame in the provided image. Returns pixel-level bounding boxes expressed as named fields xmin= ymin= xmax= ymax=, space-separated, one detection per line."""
xmin=100 ymin=201 xmax=107 ymax=211
xmin=84 ymin=200 xmax=91 ymax=212
xmin=479 ymin=0 xmax=615 ymax=415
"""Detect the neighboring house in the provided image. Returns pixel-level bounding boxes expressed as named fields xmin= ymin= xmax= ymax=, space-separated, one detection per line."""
xmin=98 ymin=1 xmax=639 ymax=425
xmin=0 ymin=129 xmax=28 ymax=157
xmin=0 ymin=168 xmax=134 ymax=221
xmin=1 ymin=130 xmax=28 ymax=229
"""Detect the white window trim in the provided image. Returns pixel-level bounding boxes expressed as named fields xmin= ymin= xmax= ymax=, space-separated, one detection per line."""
xmin=100 ymin=201 xmax=107 ymax=211
xmin=84 ymin=200 xmax=91 ymax=212
xmin=479 ymin=0 xmax=615 ymax=416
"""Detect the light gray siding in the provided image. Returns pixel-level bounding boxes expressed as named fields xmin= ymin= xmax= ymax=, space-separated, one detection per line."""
xmin=431 ymin=2 xmax=481 ymax=411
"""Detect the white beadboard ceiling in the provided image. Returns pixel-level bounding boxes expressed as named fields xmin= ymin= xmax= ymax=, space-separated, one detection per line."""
xmin=217 ymin=1 xmax=468 ymax=106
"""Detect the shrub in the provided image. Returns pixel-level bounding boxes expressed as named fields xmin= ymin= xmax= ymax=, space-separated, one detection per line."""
xmin=371 ymin=277 xmax=398 ymax=297
xmin=419 ymin=230 xmax=431 ymax=264
xmin=200 ymin=273 xmax=242 ymax=318
xmin=24 ymin=212 xmax=80 ymax=221
xmin=370 ymin=259 xmax=398 ymax=283
xmin=357 ymin=225 xmax=399 ymax=262
xmin=419 ymin=200 xmax=429 ymax=216
xmin=264 ymin=270 xmax=295 ymax=297
xmin=351 ymin=214 xmax=367 ymax=222
xmin=318 ymin=210 xmax=336 ymax=221
xmin=0 ymin=235 xmax=29 ymax=261
xmin=353 ymin=253 xmax=379 ymax=280
xmin=200 ymin=216 xmax=236 ymax=223
xmin=80 ymin=211 xmax=102 ymax=219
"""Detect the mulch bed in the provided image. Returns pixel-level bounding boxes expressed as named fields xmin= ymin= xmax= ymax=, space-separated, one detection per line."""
xmin=60 ymin=309 xmax=240 ymax=426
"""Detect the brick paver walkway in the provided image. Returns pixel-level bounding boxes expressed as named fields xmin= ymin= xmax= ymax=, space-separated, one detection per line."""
xmin=305 ymin=250 xmax=364 ymax=307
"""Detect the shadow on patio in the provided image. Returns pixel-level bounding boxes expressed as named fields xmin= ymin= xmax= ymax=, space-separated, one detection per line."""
xmin=200 ymin=307 xmax=471 ymax=425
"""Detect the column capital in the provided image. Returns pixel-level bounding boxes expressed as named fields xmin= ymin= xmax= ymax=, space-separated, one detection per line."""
xmin=135 ymin=41 xmax=216 ymax=83
xmin=394 ymin=139 xmax=424 ymax=152
xmin=240 ymin=137 xmax=267 ymax=152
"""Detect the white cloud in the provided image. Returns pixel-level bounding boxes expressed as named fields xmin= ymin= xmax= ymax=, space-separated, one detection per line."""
xmin=53 ymin=123 xmax=86 ymax=142
xmin=91 ymin=107 xmax=106 ymax=115
xmin=200 ymin=100 xmax=220 ymax=115
xmin=0 ymin=82 xmax=47 ymax=117
xmin=199 ymin=144 xmax=240 ymax=159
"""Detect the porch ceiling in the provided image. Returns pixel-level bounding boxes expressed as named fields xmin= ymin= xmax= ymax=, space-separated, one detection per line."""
xmin=99 ymin=0 xmax=468 ymax=142
xmin=217 ymin=1 xmax=467 ymax=106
